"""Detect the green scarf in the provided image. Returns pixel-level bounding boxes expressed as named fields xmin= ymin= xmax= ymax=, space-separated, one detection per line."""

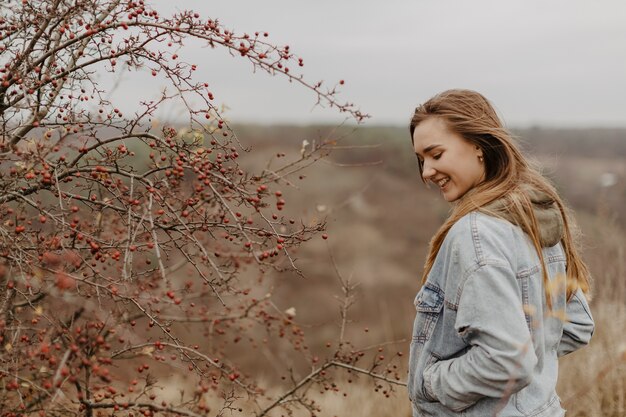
xmin=481 ymin=187 xmax=564 ymax=247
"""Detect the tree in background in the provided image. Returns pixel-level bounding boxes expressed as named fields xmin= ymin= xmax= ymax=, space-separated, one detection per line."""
xmin=0 ymin=1 xmax=402 ymax=415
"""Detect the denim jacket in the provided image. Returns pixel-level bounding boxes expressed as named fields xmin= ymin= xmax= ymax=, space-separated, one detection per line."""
xmin=408 ymin=210 xmax=594 ymax=417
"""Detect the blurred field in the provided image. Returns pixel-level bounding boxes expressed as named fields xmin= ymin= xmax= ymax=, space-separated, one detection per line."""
xmin=227 ymin=124 xmax=626 ymax=416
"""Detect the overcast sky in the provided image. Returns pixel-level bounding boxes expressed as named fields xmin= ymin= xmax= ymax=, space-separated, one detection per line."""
xmin=115 ymin=1 xmax=626 ymax=127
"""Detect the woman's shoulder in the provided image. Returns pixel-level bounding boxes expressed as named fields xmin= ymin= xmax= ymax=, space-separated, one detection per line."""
xmin=444 ymin=211 xmax=522 ymax=265
xmin=446 ymin=210 xmax=518 ymax=244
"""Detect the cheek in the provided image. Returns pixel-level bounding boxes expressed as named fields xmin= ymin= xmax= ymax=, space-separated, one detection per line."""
xmin=471 ymin=160 xmax=486 ymax=184
xmin=457 ymin=157 xmax=484 ymax=184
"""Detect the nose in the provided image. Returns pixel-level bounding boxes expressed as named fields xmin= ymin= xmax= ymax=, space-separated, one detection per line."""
xmin=422 ymin=161 xmax=436 ymax=181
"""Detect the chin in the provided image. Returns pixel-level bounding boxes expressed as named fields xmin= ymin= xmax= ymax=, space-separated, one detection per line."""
xmin=442 ymin=191 xmax=458 ymax=202
xmin=443 ymin=190 xmax=464 ymax=203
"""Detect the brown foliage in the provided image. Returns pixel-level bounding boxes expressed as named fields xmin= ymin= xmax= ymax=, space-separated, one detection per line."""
xmin=0 ymin=2 xmax=404 ymax=417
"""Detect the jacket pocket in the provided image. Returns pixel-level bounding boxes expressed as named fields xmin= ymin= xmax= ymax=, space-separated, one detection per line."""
xmin=421 ymin=353 xmax=440 ymax=402
xmin=515 ymin=393 xmax=564 ymax=417
xmin=408 ymin=283 xmax=446 ymax=404
xmin=412 ymin=283 xmax=445 ymax=344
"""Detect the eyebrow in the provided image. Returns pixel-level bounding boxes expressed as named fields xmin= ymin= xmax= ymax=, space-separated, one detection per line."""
xmin=415 ymin=143 xmax=442 ymax=157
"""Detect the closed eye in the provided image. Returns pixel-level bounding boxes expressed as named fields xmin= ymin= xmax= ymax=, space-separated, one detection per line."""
xmin=433 ymin=152 xmax=442 ymax=160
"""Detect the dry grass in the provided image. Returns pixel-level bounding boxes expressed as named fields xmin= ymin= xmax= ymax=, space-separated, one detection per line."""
xmin=558 ymin=302 xmax=626 ymax=417
xmin=292 ymin=384 xmax=412 ymax=417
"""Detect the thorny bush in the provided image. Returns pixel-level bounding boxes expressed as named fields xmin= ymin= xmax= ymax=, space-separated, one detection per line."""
xmin=0 ymin=1 xmax=404 ymax=416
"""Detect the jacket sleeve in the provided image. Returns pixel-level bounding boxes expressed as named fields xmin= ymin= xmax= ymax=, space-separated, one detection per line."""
xmin=557 ymin=288 xmax=594 ymax=357
xmin=422 ymin=262 xmax=537 ymax=412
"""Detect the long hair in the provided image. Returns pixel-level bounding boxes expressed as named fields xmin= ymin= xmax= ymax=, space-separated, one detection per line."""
xmin=410 ymin=89 xmax=590 ymax=305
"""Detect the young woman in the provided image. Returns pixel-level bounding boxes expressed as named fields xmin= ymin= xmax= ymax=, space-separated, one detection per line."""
xmin=407 ymin=89 xmax=594 ymax=417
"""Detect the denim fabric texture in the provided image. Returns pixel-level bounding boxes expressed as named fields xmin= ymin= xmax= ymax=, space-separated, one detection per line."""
xmin=408 ymin=211 xmax=594 ymax=417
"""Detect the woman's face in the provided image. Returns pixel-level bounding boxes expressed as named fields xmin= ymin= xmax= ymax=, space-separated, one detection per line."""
xmin=412 ymin=117 xmax=486 ymax=202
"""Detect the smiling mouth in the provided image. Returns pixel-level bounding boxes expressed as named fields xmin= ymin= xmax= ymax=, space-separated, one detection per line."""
xmin=435 ymin=177 xmax=450 ymax=188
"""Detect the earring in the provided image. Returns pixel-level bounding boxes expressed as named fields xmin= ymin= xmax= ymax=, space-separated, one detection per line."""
xmin=478 ymin=155 xmax=484 ymax=163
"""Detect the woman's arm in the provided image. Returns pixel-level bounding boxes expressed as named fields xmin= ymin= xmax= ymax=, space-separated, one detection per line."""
xmin=557 ymin=288 xmax=594 ymax=357
xmin=422 ymin=262 xmax=537 ymax=412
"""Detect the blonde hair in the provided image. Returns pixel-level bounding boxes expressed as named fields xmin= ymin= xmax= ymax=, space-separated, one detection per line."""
xmin=409 ymin=89 xmax=590 ymax=306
